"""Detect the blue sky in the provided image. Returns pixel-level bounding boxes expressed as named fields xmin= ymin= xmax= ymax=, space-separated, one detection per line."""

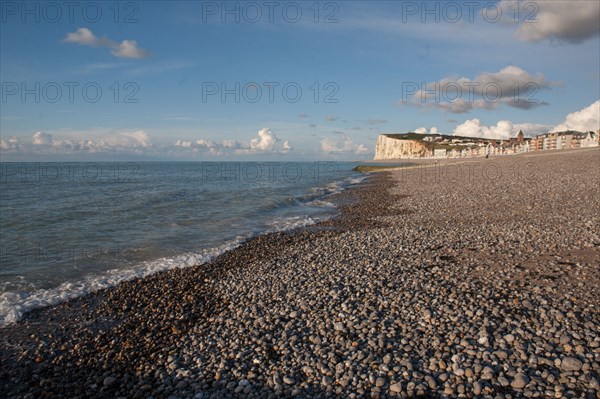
xmin=1 ymin=0 xmax=599 ymax=160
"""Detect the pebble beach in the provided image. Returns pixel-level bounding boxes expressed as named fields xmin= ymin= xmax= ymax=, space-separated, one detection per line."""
xmin=1 ymin=148 xmax=599 ymax=398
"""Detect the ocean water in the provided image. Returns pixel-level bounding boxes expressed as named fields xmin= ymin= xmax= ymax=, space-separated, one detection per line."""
xmin=0 ymin=161 xmax=365 ymax=326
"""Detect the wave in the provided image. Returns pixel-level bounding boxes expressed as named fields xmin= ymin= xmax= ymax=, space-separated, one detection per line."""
xmin=0 ymin=238 xmax=245 ymax=326
xmin=305 ymin=199 xmax=336 ymax=208
xmin=257 ymin=174 xmax=366 ymax=213
xmin=0 ymin=171 xmax=368 ymax=327
xmin=266 ymin=215 xmax=322 ymax=231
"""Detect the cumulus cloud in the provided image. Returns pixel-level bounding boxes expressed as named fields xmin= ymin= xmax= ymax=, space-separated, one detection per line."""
xmin=452 ymin=119 xmax=551 ymax=139
xmin=0 ymin=130 xmax=153 ymax=156
xmin=250 ymin=128 xmax=278 ymax=151
xmin=401 ymin=66 xmax=556 ymax=113
xmin=221 ymin=139 xmax=244 ymax=149
xmin=0 ymin=137 xmax=20 ymax=151
xmin=111 ymin=40 xmax=149 ymax=59
xmin=500 ymin=0 xmax=600 ymax=44
xmin=174 ymin=128 xmax=292 ymax=155
xmin=550 ymin=100 xmax=600 ymax=132
xmin=175 ymin=140 xmax=193 ymax=148
xmin=108 ymin=130 xmax=152 ymax=147
xmin=281 ymin=140 xmax=292 ymax=153
xmin=32 ymin=131 xmax=53 ymax=145
xmin=414 ymin=127 xmax=439 ymax=134
xmin=63 ymin=28 xmax=149 ymax=59
xmin=325 ymin=115 xmax=338 ymax=122
xmin=320 ymin=134 xmax=369 ymax=155
xmin=3 ymin=129 xmax=296 ymax=159
xmin=63 ymin=27 xmax=112 ymax=47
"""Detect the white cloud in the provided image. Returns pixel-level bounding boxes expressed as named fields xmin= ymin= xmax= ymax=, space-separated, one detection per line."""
xmin=32 ymin=131 xmax=53 ymax=145
xmin=197 ymin=138 xmax=219 ymax=148
xmin=174 ymin=128 xmax=292 ymax=155
xmin=0 ymin=137 xmax=20 ymax=151
xmin=325 ymin=115 xmax=338 ymax=122
xmin=281 ymin=140 xmax=292 ymax=153
xmin=63 ymin=27 xmax=110 ymax=46
xmin=175 ymin=140 xmax=193 ymax=148
xmin=414 ymin=127 xmax=439 ymax=134
xmin=3 ymin=129 xmax=296 ymax=159
xmin=320 ymin=135 xmax=370 ymax=155
xmin=401 ymin=66 xmax=556 ymax=113
xmin=418 ymin=102 xmax=599 ymax=140
xmin=501 ymin=0 xmax=600 ymax=44
xmin=452 ymin=119 xmax=551 ymax=139
xmin=221 ymin=139 xmax=243 ymax=149
xmin=1 ymin=130 xmax=153 ymax=156
xmin=109 ymin=130 xmax=152 ymax=147
xmin=63 ymin=28 xmax=149 ymax=59
xmin=250 ymin=128 xmax=278 ymax=151
xmin=111 ymin=40 xmax=150 ymax=59
xmin=551 ymin=100 xmax=600 ymax=132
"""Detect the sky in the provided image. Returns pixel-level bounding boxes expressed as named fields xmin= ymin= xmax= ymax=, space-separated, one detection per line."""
xmin=1 ymin=0 xmax=599 ymax=161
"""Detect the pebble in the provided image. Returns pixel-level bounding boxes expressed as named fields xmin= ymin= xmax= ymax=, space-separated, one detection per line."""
xmin=103 ymin=376 xmax=116 ymax=387
xmin=511 ymin=373 xmax=529 ymax=389
xmin=283 ymin=377 xmax=295 ymax=385
xmin=1 ymin=150 xmax=599 ymax=399
xmin=389 ymin=383 xmax=402 ymax=393
xmin=425 ymin=376 xmax=437 ymax=389
xmin=561 ymin=357 xmax=583 ymax=371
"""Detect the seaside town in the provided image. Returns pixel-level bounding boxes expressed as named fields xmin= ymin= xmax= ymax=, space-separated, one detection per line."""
xmin=375 ymin=130 xmax=600 ymax=160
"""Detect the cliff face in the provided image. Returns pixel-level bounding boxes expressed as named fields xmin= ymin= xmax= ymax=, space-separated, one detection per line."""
xmin=374 ymin=135 xmax=430 ymax=160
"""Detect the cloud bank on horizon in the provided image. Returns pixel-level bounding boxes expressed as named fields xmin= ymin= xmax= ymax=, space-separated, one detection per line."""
xmin=1 ymin=128 xmax=294 ymax=159
xmin=1 ymin=129 xmax=152 ymax=155
xmin=175 ymin=128 xmax=292 ymax=156
xmin=3 ymin=99 xmax=597 ymax=158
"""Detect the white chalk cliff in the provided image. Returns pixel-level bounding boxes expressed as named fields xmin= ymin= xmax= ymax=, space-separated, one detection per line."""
xmin=374 ymin=135 xmax=430 ymax=160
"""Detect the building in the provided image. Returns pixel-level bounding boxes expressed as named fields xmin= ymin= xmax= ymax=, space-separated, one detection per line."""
xmin=580 ymin=131 xmax=599 ymax=147
xmin=433 ymin=148 xmax=447 ymax=158
xmin=530 ymin=135 xmax=544 ymax=151
xmin=449 ymin=148 xmax=462 ymax=158
xmin=374 ymin=130 xmax=598 ymax=160
xmin=518 ymin=141 xmax=530 ymax=153
xmin=557 ymin=133 xmax=572 ymax=149
xmin=542 ymin=133 xmax=558 ymax=150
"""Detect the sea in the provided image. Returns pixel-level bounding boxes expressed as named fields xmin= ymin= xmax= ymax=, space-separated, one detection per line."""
xmin=0 ymin=161 xmax=366 ymax=326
